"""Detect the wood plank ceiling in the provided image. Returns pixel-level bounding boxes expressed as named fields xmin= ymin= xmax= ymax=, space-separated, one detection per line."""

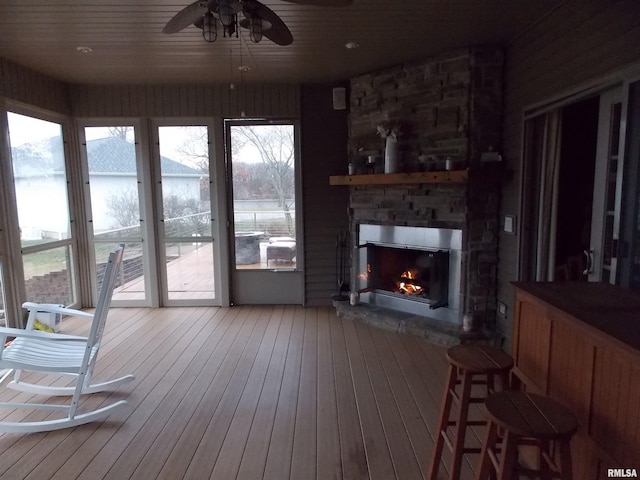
xmin=0 ymin=0 xmax=561 ymax=85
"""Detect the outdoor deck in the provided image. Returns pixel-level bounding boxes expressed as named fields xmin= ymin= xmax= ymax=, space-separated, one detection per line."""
xmin=111 ymin=243 xmax=216 ymax=302
xmin=0 ymin=305 xmax=483 ymax=479
xmin=113 ymin=241 xmax=295 ymax=302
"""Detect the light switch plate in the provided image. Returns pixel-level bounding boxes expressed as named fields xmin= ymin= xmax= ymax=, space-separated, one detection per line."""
xmin=504 ymin=215 xmax=516 ymax=234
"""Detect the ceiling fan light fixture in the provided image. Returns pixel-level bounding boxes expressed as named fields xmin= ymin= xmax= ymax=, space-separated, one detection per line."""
xmin=202 ymin=12 xmax=217 ymax=42
xmin=218 ymin=0 xmax=238 ymax=27
xmin=249 ymin=16 xmax=263 ymax=43
xmin=165 ymin=0 xmax=294 ymax=46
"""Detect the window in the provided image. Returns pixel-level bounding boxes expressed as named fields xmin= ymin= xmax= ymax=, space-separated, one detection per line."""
xmin=84 ymin=125 xmax=148 ymax=303
xmin=8 ymin=112 xmax=77 ymax=305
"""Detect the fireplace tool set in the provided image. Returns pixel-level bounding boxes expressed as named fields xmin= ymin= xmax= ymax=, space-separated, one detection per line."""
xmin=332 ymin=230 xmax=349 ymax=301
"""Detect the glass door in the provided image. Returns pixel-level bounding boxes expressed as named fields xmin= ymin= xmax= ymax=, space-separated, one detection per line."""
xmin=7 ymin=112 xmax=78 ymax=307
xmin=0 ymin=258 xmax=6 ymax=326
xmin=156 ymin=125 xmax=217 ymax=304
xmin=82 ymin=125 xmax=152 ymax=305
xmin=225 ymin=120 xmax=303 ymax=304
xmin=588 ymin=87 xmax=625 ymax=283
xmin=520 ymin=87 xmax=627 ymax=284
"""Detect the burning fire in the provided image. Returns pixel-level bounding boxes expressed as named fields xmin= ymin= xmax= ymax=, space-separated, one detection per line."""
xmin=397 ymin=270 xmax=424 ymax=295
xmin=358 ymin=263 xmax=372 ymax=282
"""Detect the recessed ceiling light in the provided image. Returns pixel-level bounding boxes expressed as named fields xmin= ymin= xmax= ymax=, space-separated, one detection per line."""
xmin=238 ymin=65 xmax=251 ymax=72
xmin=76 ymin=46 xmax=93 ymax=53
xmin=345 ymin=41 xmax=360 ymax=49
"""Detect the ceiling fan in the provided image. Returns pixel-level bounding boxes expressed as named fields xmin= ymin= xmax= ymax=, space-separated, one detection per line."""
xmin=163 ymin=0 xmax=352 ymax=46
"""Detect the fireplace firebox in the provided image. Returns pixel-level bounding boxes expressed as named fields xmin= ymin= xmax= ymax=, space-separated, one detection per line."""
xmin=358 ymin=245 xmax=449 ymax=308
xmin=355 ymin=224 xmax=462 ymax=326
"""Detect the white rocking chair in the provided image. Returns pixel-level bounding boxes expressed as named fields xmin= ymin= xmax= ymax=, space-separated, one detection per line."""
xmin=0 ymin=244 xmax=135 ymax=433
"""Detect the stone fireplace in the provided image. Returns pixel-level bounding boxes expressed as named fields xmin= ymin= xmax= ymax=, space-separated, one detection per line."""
xmin=338 ymin=46 xmax=504 ymax=337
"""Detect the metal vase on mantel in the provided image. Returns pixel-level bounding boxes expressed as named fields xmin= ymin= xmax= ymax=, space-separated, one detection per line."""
xmin=384 ymin=137 xmax=399 ymax=173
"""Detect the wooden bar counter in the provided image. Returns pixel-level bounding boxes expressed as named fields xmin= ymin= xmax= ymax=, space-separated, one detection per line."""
xmin=512 ymin=282 xmax=640 ymax=478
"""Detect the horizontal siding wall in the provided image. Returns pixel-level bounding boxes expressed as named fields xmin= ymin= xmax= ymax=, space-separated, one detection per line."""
xmin=0 ymin=58 xmax=71 ymax=114
xmin=69 ymin=83 xmax=300 ymax=118
xmin=498 ymin=0 xmax=640 ymax=347
xmin=300 ymin=85 xmax=349 ymax=306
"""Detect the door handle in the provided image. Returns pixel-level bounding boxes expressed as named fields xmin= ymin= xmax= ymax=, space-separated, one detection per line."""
xmin=582 ymin=249 xmax=593 ymax=275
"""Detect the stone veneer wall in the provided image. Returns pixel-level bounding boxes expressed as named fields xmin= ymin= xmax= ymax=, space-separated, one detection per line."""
xmin=347 ymin=46 xmax=503 ymax=328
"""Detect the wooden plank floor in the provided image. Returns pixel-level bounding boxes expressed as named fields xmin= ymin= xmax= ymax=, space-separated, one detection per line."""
xmin=0 ymin=306 xmax=484 ymax=479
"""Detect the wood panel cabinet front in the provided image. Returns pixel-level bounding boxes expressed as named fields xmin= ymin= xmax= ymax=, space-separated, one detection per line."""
xmin=547 ymin=319 xmax=594 ymax=428
xmin=591 ymin=348 xmax=640 ymax=467
xmin=513 ymin=296 xmax=551 ymax=392
xmin=512 ymin=282 xmax=640 ymax=477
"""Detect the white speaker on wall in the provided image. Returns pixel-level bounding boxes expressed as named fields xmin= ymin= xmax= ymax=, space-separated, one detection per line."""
xmin=332 ymin=87 xmax=347 ymax=110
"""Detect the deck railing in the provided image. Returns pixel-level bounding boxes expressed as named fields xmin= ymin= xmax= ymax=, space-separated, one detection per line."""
xmin=22 ymin=207 xmax=296 ymax=303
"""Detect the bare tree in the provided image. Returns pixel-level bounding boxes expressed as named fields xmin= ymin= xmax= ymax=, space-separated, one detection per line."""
xmin=173 ymin=127 xmax=209 ymax=173
xmin=106 ymin=187 xmax=207 ymax=236
xmin=170 ymin=124 xmax=296 ymax=234
xmin=163 ymin=191 xmax=209 ymax=236
xmin=231 ymin=124 xmax=295 ymax=234
xmin=105 ymin=188 xmax=139 ymax=228
xmin=107 ymin=126 xmax=134 ymax=141
xmin=172 ymin=125 xmax=294 ymax=205
xmin=231 ymin=124 xmax=294 ymax=204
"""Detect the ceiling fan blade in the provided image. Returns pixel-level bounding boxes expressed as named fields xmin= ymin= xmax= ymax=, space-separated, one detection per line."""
xmin=241 ymin=1 xmax=293 ymax=46
xmin=163 ymin=1 xmax=208 ymax=34
xmin=280 ymin=0 xmax=352 ymax=6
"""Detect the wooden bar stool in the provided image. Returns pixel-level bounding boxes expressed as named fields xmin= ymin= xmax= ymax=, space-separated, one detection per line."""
xmin=428 ymin=344 xmax=514 ymax=480
xmin=477 ymin=391 xmax=578 ymax=480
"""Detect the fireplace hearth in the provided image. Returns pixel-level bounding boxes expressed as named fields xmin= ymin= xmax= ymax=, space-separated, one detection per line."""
xmin=333 ymin=299 xmax=463 ymax=346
